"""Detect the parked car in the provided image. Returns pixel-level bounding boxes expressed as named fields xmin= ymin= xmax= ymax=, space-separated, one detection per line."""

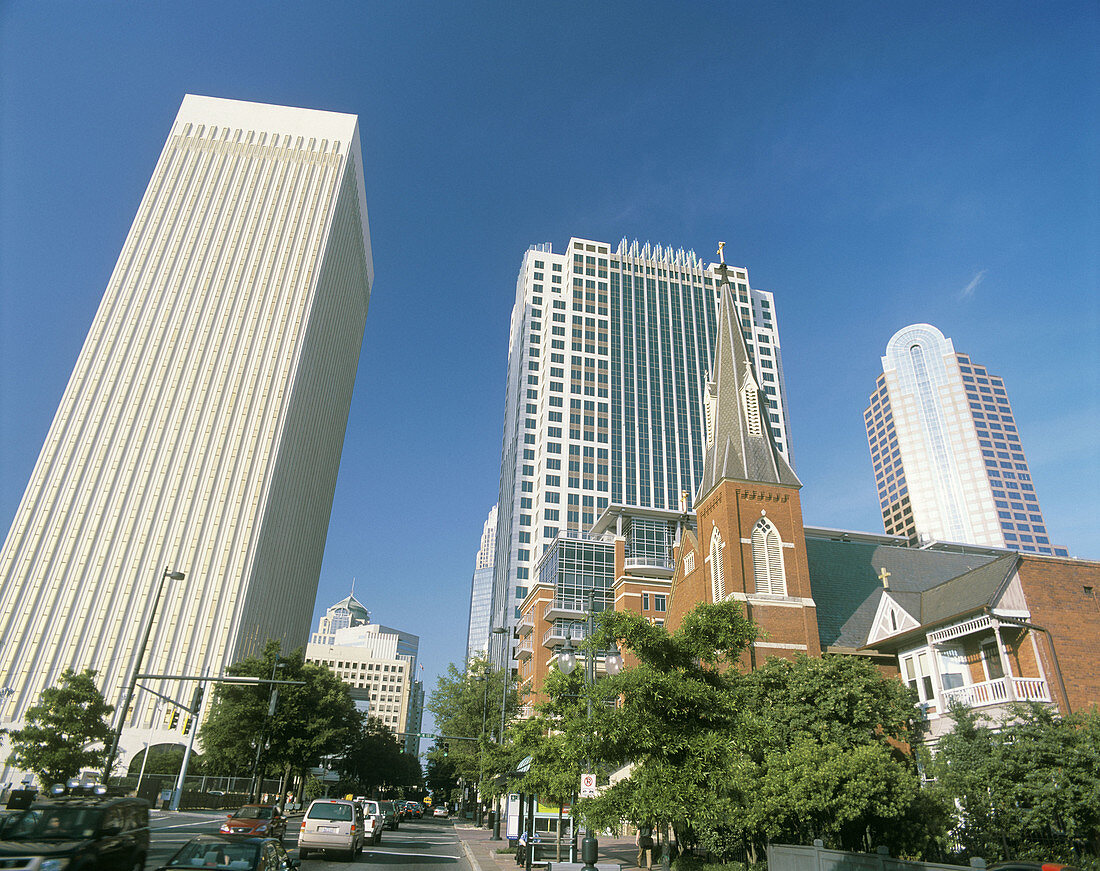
xmin=298 ymin=798 xmax=363 ymax=861
xmin=219 ymin=804 xmax=287 ymax=841
xmin=355 ymin=798 xmax=383 ymax=844
xmin=0 ymin=786 xmax=149 ymax=871
xmin=156 ymin=834 xmax=298 ymax=870
xmin=432 ymin=805 xmax=450 ymax=818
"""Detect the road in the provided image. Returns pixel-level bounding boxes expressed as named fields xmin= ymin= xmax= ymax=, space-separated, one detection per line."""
xmin=149 ymin=813 xmax=470 ymax=871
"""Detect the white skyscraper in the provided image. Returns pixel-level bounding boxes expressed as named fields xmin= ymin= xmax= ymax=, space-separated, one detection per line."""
xmin=0 ymin=95 xmax=373 ymax=773
xmin=866 ymin=324 xmax=1066 ymax=556
xmin=486 ymin=238 xmax=792 ymax=666
xmin=465 ymin=504 xmax=497 ymax=662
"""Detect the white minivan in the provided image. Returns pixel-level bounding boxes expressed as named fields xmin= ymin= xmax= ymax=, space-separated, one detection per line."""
xmin=298 ymin=798 xmax=363 ymax=860
xmin=356 ymin=797 xmax=384 ymax=844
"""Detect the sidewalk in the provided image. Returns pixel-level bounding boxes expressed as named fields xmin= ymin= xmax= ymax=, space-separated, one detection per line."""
xmin=454 ymin=823 xmax=640 ymax=871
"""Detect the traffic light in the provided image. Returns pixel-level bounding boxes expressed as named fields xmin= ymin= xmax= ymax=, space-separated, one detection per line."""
xmin=190 ymin=685 xmax=204 ymax=713
xmin=443 ymin=742 xmax=450 ymax=757
xmin=182 ymin=715 xmax=192 ymax=735
xmin=169 ymin=710 xmax=179 ymax=729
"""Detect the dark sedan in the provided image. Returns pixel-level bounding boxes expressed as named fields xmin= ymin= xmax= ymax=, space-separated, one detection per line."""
xmin=155 ymin=834 xmax=298 ymax=870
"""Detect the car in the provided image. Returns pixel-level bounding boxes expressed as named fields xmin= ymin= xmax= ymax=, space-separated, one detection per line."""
xmin=355 ymin=798 xmax=383 ymax=844
xmin=0 ymin=783 xmax=149 ymax=871
xmin=219 ymin=804 xmax=287 ymax=842
xmin=297 ymin=798 xmax=363 ymax=861
xmin=432 ymin=805 xmax=450 ymax=818
xmin=155 ymin=834 xmax=298 ymax=870
xmin=403 ymin=801 xmax=423 ymax=819
xmin=381 ymin=800 xmax=401 ymax=830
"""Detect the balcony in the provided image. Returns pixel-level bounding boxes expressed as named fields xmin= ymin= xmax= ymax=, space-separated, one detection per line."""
xmin=516 ymin=638 xmax=533 ymax=660
xmin=517 ymin=614 xmax=534 ymax=636
xmin=543 ymin=623 xmax=585 ymax=648
xmin=624 ymin=555 xmax=675 ymax=578
xmin=941 ymin=676 xmax=1051 ymax=709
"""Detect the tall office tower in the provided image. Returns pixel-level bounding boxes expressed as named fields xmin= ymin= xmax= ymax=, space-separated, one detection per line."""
xmin=866 ymin=324 xmax=1066 ymax=557
xmin=465 ymin=504 xmax=497 ymax=662
xmin=0 ymin=95 xmax=373 ymax=773
xmin=305 ymin=606 xmax=421 ymax=753
xmin=488 ymin=237 xmax=791 ymax=666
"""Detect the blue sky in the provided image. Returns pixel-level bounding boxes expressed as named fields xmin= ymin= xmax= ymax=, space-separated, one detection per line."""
xmin=2 ymin=1 xmax=1097 ymax=722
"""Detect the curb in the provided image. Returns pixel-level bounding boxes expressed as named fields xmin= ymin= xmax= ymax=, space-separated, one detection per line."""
xmin=459 ymin=834 xmax=485 ymax=871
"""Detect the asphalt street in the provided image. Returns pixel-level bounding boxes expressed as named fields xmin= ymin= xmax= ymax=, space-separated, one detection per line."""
xmin=149 ymin=811 xmax=470 ymax=870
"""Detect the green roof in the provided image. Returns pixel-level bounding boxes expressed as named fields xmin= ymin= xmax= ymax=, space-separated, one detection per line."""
xmin=806 ymin=534 xmax=1002 ymax=649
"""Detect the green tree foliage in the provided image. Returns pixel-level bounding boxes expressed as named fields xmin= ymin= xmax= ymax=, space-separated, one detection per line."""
xmin=199 ymin=641 xmax=360 ymax=786
xmin=573 ymin=602 xmax=756 ymax=851
xmin=930 ymin=702 xmax=1100 ymax=864
xmin=8 ymin=668 xmax=116 ymax=787
xmin=729 ymin=654 xmax=941 ymax=856
xmin=338 ymin=715 xmax=422 ymax=795
xmin=426 ymin=656 xmax=517 ymax=798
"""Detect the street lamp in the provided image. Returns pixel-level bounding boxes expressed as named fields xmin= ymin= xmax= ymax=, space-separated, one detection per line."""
xmin=104 ymin=566 xmax=185 ymax=782
xmin=473 ymin=667 xmax=491 ymax=826
xmin=490 ymin=626 xmax=509 ymax=840
xmin=556 ymin=591 xmax=623 ymax=871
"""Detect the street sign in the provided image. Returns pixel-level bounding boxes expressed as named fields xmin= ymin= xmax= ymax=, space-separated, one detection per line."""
xmin=579 ymin=773 xmax=597 ymax=797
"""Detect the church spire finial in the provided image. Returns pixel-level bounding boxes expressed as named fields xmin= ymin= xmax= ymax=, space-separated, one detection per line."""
xmin=717 ymin=241 xmax=726 ymax=265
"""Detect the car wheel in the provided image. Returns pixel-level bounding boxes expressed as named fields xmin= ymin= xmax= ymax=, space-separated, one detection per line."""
xmin=299 ymin=847 xmax=309 ymax=860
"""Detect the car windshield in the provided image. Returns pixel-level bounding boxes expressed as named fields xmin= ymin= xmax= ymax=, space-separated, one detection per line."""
xmin=167 ymin=841 xmax=260 ymax=868
xmin=231 ymin=806 xmax=272 ymax=819
xmin=1 ymin=807 xmax=103 ymax=840
xmin=307 ymin=802 xmax=351 ymax=821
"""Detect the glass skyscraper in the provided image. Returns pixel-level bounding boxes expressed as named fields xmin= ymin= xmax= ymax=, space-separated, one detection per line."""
xmin=866 ymin=324 xmax=1066 ymax=556
xmin=485 ymin=237 xmax=792 ymax=665
xmin=465 ymin=504 xmax=497 ymax=662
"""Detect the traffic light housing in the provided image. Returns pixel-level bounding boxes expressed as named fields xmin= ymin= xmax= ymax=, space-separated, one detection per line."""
xmin=182 ymin=715 xmax=192 ymax=735
xmin=169 ymin=710 xmax=179 ymax=729
xmin=443 ymin=742 xmax=450 ymax=757
xmin=190 ymin=685 xmax=204 ymax=713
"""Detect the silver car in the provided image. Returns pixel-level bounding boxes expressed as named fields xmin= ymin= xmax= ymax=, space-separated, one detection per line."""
xmin=298 ymin=798 xmax=363 ymax=860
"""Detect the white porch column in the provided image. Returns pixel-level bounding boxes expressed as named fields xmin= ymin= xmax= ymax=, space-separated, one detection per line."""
xmin=992 ymin=620 xmax=1017 ymax=702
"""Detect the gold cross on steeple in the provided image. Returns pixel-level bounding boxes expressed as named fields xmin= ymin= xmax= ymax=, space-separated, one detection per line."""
xmin=878 ymin=567 xmax=891 ymax=589
xmin=717 ymin=241 xmax=726 ymax=265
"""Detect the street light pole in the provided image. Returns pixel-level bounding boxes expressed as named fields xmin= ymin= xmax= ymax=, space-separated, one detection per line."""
xmin=557 ymin=590 xmax=623 ymax=871
xmin=490 ymin=626 xmax=508 ymax=841
xmin=104 ymin=566 xmax=185 ymax=782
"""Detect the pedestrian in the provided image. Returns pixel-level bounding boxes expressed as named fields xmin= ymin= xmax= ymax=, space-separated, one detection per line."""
xmin=516 ymin=829 xmax=528 ymax=866
xmin=636 ymin=823 xmax=654 ymax=869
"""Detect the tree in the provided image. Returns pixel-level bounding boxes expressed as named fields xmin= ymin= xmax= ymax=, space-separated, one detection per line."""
xmin=426 ymin=656 xmax=518 ymax=801
xmin=199 ymin=641 xmax=360 ymax=794
xmin=728 ymin=654 xmax=941 ymax=857
xmin=569 ymin=601 xmax=757 ymax=859
xmin=8 ymin=668 xmax=116 ymax=787
xmin=338 ymin=714 xmax=422 ymax=796
xmin=931 ymin=702 xmax=1100 ymax=864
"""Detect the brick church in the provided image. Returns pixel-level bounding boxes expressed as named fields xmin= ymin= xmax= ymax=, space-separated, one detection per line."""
xmin=515 ymin=261 xmax=1100 ymax=737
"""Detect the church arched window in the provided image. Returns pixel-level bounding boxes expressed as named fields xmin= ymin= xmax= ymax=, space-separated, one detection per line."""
xmin=751 ymin=517 xmax=787 ymax=596
xmin=710 ymin=528 xmax=725 ymax=602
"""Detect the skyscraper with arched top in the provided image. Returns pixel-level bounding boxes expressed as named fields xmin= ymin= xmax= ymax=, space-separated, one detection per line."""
xmin=866 ymin=324 xmax=1066 ymax=556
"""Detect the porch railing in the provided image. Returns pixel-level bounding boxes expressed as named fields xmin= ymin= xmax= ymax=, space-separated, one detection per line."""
xmin=941 ymin=675 xmax=1051 ymax=708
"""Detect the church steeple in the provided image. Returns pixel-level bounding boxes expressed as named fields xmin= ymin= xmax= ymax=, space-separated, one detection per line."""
xmin=697 ymin=260 xmax=800 ymax=505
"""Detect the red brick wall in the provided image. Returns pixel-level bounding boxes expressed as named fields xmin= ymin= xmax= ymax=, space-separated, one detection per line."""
xmin=1017 ymin=556 xmax=1100 ymax=714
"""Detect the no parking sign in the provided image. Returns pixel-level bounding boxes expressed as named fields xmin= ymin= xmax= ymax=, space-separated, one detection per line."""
xmin=579 ymin=773 xmax=597 ymax=797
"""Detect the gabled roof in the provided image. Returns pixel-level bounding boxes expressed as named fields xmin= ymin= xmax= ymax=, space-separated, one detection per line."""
xmin=805 ymin=534 xmax=1003 ymax=650
xmin=696 ymin=265 xmax=800 ymax=503
xmin=328 ymin=593 xmax=369 ymax=619
xmin=919 ymin=553 xmax=1019 ymax=626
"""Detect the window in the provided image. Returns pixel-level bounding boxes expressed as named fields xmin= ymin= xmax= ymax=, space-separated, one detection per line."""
xmin=981 ymin=640 xmax=1004 ymax=680
xmin=937 ymin=645 xmax=967 ymax=691
xmin=750 ymin=517 xmax=787 ymax=595
xmin=903 ymin=651 xmax=935 ymax=703
xmin=709 ymin=529 xmax=725 ymax=602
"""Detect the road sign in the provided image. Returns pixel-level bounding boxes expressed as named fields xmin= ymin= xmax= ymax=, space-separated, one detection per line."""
xmin=579 ymin=773 xmax=597 ymax=797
